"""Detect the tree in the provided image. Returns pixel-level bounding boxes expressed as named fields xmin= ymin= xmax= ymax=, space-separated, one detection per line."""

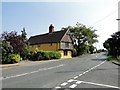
xmin=62 ymin=22 xmax=98 ymax=55
xmin=1 ymin=40 xmax=13 ymax=63
xmin=103 ymin=31 xmax=120 ymax=57
xmin=1 ymin=30 xmax=30 ymax=60
xmin=21 ymin=27 xmax=27 ymax=40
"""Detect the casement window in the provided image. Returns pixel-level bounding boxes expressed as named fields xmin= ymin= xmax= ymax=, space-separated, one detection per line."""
xmin=64 ymin=50 xmax=68 ymax=56
xmin=38 ymin=44 xmax=40 ymax=47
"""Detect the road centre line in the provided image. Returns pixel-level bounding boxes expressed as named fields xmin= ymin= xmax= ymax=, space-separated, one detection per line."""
xmin=2 ymin=64 xmax=65 ymax=80
xmin=78 ymin=60 xmax=106 ymax=77
xmin=60 ymin=82 xmax=68 ymax=86
xmin=54 ymin=60 xmax=106 ymax=89
xmin=73 ymin=76 xmax=79 ymax=79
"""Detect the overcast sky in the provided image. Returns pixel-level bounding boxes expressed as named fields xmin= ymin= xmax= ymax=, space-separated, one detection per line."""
xmin=1 ymin=0 xmax=120 ymax=49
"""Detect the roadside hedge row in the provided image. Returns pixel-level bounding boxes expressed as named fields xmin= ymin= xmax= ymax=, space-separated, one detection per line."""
xmin=29 ymin=51 xmax=61 ymax=61
xmin=2 ymin=54 xmax=20 ymax=64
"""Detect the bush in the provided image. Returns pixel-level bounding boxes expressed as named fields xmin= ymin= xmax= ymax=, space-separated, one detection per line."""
xmin=107 ymin=56 xmax=116 ymax=61
xmin=72 ymin=49 xmax=77 ymax=57
xmin=8 ymin=54 xmax=20 ymax=63
xmin=29 ymin=50 xmax=61 ymax=61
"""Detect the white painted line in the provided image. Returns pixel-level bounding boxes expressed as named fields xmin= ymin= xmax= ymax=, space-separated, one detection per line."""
xmin=79 ymin=60 xmax=106 ymax=77
xmin=69 ymin=84 xmax=77 ymax=88
xmin=82 ymin=81 xmax=120 ymax=89
xmin=67 ymin=79 xmax=74 ymax=82
xmin=55 ymin=86 xmax=61 ymax=89
xmin=61 ymin=82 xmax=68 ymax=86
xmin=79 ymin=74 xmax=83 ymax=76
xmin=76 ymin=81 xmax=82 ymax=84
xmin=2 ymin=64 xmax=65 ymax=80
xmin=67 ymin=79 xmax=77 ymax=82
xmin=74 ymin=76 xmax=78 ymax=79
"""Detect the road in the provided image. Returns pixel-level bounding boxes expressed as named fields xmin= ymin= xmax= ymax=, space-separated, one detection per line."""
xmin=1 ymin=53 xmax=119 ymax=89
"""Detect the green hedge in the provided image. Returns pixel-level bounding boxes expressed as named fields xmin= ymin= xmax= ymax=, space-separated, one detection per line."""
xmin=29 ymin=51 xmax=61 ymax=61
xmin=2 ymin=54 xmax=20 ymax=64
xmin=8 ymin=54 xmax=20 ymax=63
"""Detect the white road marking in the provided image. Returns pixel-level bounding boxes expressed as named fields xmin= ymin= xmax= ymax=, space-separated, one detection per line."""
xmin=74 ymin=76 xmax=78 ymax=79
xmin=55 ymin=86 xmax=61 ymax=89
xmin=54 ymin=61 xmax=106 ymax=88
xmin=2 ymin=64 xmax=65 ymax=80
xmin=79 ymin=74 xmax=83 ymax=76
xmin=67 ymin=79 xmax=75 ymax=82
xmin=69 ymin=84 xmax=77 ymax=88
xmin=61 ymin=82 xmax=68 ymax=86
xmin=76 ymin=81 xmax=82 ymax=84
xmin=82 ymin=80 xmax=120 ymax=89
xmin=79 ymin=60 xmax=106 ymax=77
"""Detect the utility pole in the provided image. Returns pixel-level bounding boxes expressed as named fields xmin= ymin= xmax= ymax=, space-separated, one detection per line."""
xmin=117 ymin=1 xmax=120 ymax=31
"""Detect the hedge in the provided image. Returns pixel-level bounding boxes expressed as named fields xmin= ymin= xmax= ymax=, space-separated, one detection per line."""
xmin=29 ymin=51 xmax=61 ymax=61
xmin=2 ymin=54 xmax=20 ymax=64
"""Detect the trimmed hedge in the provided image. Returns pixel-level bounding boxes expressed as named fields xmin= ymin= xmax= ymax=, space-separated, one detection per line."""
xmin=29 ymin=51 xmax=61 ymax=61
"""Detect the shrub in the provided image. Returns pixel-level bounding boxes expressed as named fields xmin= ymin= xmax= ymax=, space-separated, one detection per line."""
xmin=8 ymin=54 xmax=20 ymax=63
xmin=54 ymin=52 xmax=61 ymax=59
xmin=72 ymin=49 xmax=77 ymax=57
xmin=29 ymin=50 xmax=61 ymax=61
xmin=107 ymin=56 xmax=116 ymax=61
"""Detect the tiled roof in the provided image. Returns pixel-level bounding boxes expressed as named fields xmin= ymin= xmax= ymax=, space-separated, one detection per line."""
xmin=28 ymin=30 xmax=67 ymax=45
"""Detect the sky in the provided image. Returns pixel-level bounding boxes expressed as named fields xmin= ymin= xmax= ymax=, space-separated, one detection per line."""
xmin=1 ymin=0 xmax=120 ymax=49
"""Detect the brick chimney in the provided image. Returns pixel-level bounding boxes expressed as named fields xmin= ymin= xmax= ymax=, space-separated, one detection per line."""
xmin=49 ymin=24 xmax=54 ymax=33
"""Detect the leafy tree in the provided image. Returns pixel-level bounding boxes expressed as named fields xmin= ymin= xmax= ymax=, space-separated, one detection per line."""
xmin=21 ymin=27 xmax=27 ymax=40
xmin=103 ymin=31 xmax=120 ymax=57
xmin=1 ymin=29 xmax=30 ymax=60
xmin=62 ymin=22 xmax=98 ymax=55
xmin=1 ymin=40 xmax=13 ymax=63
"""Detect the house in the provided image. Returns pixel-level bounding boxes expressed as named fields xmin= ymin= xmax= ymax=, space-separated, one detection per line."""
xmin=28 ymin=24 xmax=73 ymax=58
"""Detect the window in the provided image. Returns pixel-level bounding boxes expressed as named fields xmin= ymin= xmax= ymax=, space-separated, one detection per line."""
xmin=64 ymin=50 xmax=68 ymax=56
xmin=38 ymin=44 xmax=40 ymax=47
xmin=65 ymin=42 xmax=69 ymax=47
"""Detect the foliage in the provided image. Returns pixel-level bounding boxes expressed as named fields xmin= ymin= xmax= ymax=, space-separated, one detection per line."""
xmin=29 ymin=50 xmax=61 ymax=61
xmin=96 ymin=49 xmax=107 ymax=53
xmin=72 ymin=48 xmax=77 ymax=57
xmin=1 ymin=40 xmax=13 ymax=64
xmin=21 ymin=27 xmax=27 ymax=39
xmin=89 ymin=45 xmax=95 ymax=54
xmin=107 ymin=55 xmax=120 ymax=62
xmin=62 ymin=22 xmax=98 ymax=56
xmin=103 ymin=31 xmax=120 ymax=57
xmin=8 ymin=54 xmax=20 ymax=63
xmin=1 ymin=29 xmax=30 ymax=60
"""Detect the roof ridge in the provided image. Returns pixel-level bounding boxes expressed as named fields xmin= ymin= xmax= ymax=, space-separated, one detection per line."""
xmin=28 ymin=30 xmax=68 ymax=44
xmin=30 ymin=30 xmax=67 ymax=38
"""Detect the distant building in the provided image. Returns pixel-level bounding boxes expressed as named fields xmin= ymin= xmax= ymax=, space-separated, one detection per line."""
xmin=28 ymin=24 xmax=73 ymax=58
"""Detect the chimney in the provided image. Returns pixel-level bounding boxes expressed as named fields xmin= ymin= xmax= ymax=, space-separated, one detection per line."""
xmin=49 ymin=24 xmax=54 ymax=33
